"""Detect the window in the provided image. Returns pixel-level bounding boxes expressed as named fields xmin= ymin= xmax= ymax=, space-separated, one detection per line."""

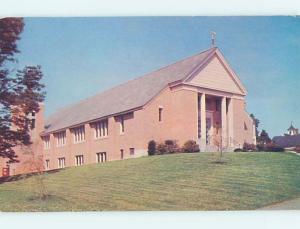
xmin=94 ymin=119 xmax=108 ymax=139
xmin=31 ymin=119 xmax=35 ymax=129
xmin=58 ymin=157 xmax=66 ymax=168
xmin=120 ymin=149 xmax=124 ymax=159
xmin=129 ymin=148 xmax=135 ymax=155
xmin=43 ymin=135 xmax=50 ymax=149
xmin=120 ymin=116 xmax=124 ymax=134
xmin=158 ymin=107 xmax=163 ymax=122
xmin=55 ymin=131 xmax=66 ymax=147
xmin=96 ymin=152 xmax=107 ymax=163
xmin=72 ymin=126 xmax=85 ymax=143
xmin=75 ymin=155 xmax=84 ymax=166
xmin=244 ymin=122 xmax=248 ymax=130
xmin=45 ymin=159 xmax=50 ymax=169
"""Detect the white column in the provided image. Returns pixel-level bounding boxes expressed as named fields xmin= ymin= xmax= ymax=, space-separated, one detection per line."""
xmin=200 ymin=93 xmax=206 ymax=150
xmin=227 ymin=98 xmax=234 ymax=147
xmin=221 ymin=97 xmax=227 ymax=148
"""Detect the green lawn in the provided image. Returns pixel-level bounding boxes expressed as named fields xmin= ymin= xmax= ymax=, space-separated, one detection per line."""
xmin=0 ymin=152 xmax=300 ymax=211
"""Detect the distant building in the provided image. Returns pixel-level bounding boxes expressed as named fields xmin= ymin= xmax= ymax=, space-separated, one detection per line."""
xmin=286 ymin=122 xmax=299 ymax=136
xmin=273 ymin=122 xmax=300 ymax=148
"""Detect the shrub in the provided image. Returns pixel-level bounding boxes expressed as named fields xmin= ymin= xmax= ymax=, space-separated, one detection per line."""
xmin=264 ymin=143 xmax=284 ymax=152
xmin=157 ymin=143 xmax=168 ymax=155
xmin=156 ymin=140 xmax=180 ymax=155
xmin=243 ymin=143 xmax=256 ymax=151
xmin=164 ymin=140 xmax=180 ymax=154
xmin=295 ymin=145 xmax=300 ymax=153
xmin=256 ymin=144 xmax=265 ymax=152
xmin=148 ymin=140 xmax=156 ymax=156
xmin=182 ymin=140 xmax=200 ymax=153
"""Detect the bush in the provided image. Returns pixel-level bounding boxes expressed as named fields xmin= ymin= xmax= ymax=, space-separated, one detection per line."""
xmin=164 ymin=140 xmax=180 ymax=154
xmin=256 ymin=144 xmax=265 ymax=152
xmin=156 ymin=140 xmax=180 ymax=155
xmin=243 ymin=143 xmax=256 ymax=151
xmin=148 ymin=140 xmax=156 ymax=156
xmin=264 ymin=143 xmax=284 ymax=152
xmin=157 ymin=143 xmax=168 ymax=155
xmin=182 ymin=140 xmax=200 ymax=153
xmin=295 ymin=145 xmax=300 ymax=153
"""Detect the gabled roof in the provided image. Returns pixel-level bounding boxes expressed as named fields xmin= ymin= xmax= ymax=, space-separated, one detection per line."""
xmin=43 ymin=47 xmax=243 ymax=134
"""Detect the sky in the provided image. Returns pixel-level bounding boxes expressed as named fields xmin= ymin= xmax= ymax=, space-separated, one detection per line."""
xmin=15 ymin=17 xmax=300 ymax=137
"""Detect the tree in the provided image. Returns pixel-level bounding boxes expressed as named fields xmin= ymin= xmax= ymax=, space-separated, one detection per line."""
xmin=250 ymin=113 xmax=260 ymax=140
xmin=258 ymin=129 xmax=271 ymax=145
xmin=0 ymin=18 xmax=45 ymax=163
xmin=19 ymin=141 xmax=48 ymax=200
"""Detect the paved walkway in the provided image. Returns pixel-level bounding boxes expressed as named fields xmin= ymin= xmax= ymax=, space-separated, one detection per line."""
xmin=260 ymin=197 xmax=300 ymax=210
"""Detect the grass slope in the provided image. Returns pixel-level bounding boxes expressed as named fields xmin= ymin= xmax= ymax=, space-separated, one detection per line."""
xmin=0 ymin=152 xmax=300 ymax=211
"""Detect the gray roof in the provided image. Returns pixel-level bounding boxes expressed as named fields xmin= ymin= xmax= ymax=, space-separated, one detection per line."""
xmin=44 ymin=47 xmax=217 ymax=134
xmin=273 ymin=135 xmax=300 ymax=148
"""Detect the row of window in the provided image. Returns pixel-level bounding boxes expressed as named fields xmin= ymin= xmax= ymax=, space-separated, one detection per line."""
xmin=43 ymin=108 xmax=164 ymax=150
xmin=43 ymin=118 xmax=110 ymax=149
xmin=45 ymin=152 xmax=107 ymax=169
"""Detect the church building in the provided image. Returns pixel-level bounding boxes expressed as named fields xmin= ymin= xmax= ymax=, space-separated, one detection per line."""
xmin=1 ymin=46 xmax=256 ymax=176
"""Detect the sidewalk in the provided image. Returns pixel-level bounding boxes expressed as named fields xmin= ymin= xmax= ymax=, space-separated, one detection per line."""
xmin=260 ymin=197 xmax=300 ymax=210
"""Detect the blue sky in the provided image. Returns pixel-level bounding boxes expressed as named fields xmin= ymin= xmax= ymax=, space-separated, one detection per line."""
xmin=16 ymin=17 xmax=300 ymax=137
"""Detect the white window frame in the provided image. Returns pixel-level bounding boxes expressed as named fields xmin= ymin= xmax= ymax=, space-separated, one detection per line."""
xmin=56 ymin=131 xmax=66 ymax=147
xmin=72 ymin=126 xmax=85 ymax=143
xmin=119 ymin=116 xmax=124 ymax=134
xmin=58 ymin=157 xmax=66 ymax=168
xmin=43 ymin=135 xmax=50 ymax=149
xmin=94 ymin=119 xmax=108 ymax=139
xmin=96 ymin=152 xmax=107 ymax=163
xmin=75 ymin=155 xmax=84 ymax=166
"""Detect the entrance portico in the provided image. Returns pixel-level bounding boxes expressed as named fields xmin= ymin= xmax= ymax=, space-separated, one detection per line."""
xmin=198 ymin=92 xmax=234 ymax=151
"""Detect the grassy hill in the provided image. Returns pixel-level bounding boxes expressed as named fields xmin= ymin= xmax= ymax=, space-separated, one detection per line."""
xmin=1 ymin=152 xmax=300 ymax=211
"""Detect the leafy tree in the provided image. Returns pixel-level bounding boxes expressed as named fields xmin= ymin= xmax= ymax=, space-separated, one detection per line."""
xmin=0 ymin=18 xmax=45 ymax=163
xmin=250 ymin=113 xmax=260 ymax=140
xmin=259 ymin=129 xmax=271 ymax=145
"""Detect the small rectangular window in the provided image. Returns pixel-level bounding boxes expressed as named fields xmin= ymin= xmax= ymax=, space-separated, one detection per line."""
xmin=45 ymin=159 xmax=50 ymax=169
xmin=75 ymin=155 xmax=84 ymax=166
xmin=120 ymin=116 xmax=124 ymax=134
xmin=130 ymin=148 xmax=135 ymax=155
xmin=94 ymin=119 xmax=108 ymax=139
xmin=159 ymin=108 xmax=163 ymax=122
xmin=56 ymin=131 xmax=66 ymax=147
xmin=96 ymin=152 xmax=107 ymax=163
xmin=58 ymin=157 xmax=66 ymax=168
xmin=72 ymin=126 xmax=85 ymax=143
xmin=31 ymin=119 xmax=36 ymax=129
xmin=120 ymin=149 xmax=124 ymax=159
xmin=43 ymin=135 xmax=50 ymax=149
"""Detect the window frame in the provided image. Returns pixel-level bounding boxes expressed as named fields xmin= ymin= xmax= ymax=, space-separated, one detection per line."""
xmin=129 ymin=148 xmax=135 ymax=155
xmin=72 ymin=126 xmax=85 ymax=143
xmin=75 ymin=155 xmax=84 ymax=166
xmin=43 ymin=135 xmax=50 ymax=149
xmin=94 ymin=119 xmax=108 ymax=139
xmin=58 ymin=157 xmax=66 ymax=168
